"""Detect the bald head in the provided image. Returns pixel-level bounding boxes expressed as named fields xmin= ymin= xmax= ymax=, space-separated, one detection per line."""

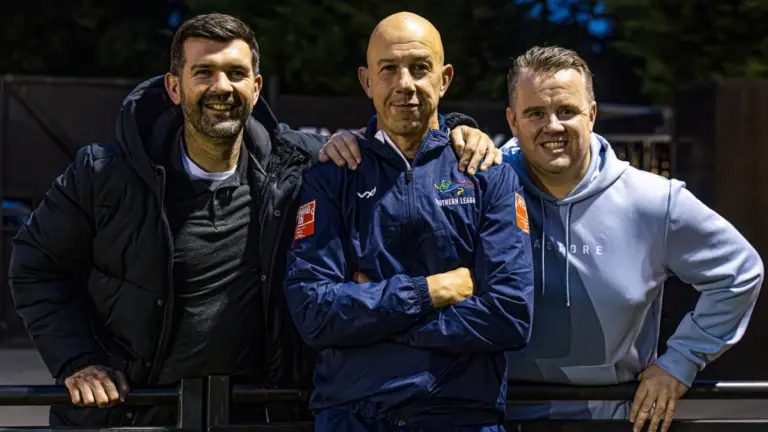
xmin=358 ymin=12 xmax=453 ymax=150
xmin=367 ymin=12 xmax=444 ymax=67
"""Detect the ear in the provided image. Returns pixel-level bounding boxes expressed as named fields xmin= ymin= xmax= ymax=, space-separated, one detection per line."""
xmin=252 ymin=74 xmax=263 ymax=107
xmin=358 ymin=66 xmax=372 ymax=99
xmin=588 ymin=100 xmax=597 ymax=131
xmin=165 ymin=73 xmax=181 ymax=105
xmin=439 ymin=64 xmax=454 ymax=97
xmin=506 ymin=106 xmax=518 ymax=137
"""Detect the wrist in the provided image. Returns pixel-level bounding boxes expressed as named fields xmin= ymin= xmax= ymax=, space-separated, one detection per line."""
xmin=654 ymin=349 xmax=699 ymax=387
xmin=58 ymin=355 xmax=108 ymax=380
xmin=426 ymin=274 xmax=445 ymax=308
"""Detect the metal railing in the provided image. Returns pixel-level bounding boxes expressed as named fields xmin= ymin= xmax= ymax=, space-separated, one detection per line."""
xmin=1 ymin=378 xmax=768 ymax=431
xmin=602 ymin=133 xmax=676 ymax=179
xmin=0 ymin=379 xmax=203 ymax=431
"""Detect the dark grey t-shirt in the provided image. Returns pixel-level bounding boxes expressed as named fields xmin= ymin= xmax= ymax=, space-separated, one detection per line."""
xmin=156 ymin=138 xmax=263 ymax=385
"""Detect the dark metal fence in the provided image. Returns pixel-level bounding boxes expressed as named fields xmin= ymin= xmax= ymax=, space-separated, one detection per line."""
xmin=1 ymin=378 xmax=767 ymax=431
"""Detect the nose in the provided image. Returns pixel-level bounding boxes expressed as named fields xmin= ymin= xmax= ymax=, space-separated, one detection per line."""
xmin=209 ymin=71 xmax=233 ymax=94
xmin=394 ymin=67 xmax=416 ymax=94
xmin=543 ymin=112 xmax=566 ymax=133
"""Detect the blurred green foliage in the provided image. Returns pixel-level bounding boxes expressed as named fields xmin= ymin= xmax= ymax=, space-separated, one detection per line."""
xmin=603 ymin=0 xmax=768 ymax=103
xmin=4 ymin=1 xmax=765 ymax=104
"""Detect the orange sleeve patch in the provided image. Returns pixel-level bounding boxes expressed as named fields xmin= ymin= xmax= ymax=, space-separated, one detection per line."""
xmin=515 ymin=192 xmax=530 ymax=235
xmin=294 ymin=200 xmax=316 ymax=240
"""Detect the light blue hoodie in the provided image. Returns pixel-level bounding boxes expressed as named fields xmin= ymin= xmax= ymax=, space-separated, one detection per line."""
xmin=500 ymin=133 xmax=764 ymax=420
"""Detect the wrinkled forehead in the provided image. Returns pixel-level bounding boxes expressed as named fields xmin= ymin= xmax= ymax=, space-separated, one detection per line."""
xmin=369 ymin=41 xmax=438 ymax=65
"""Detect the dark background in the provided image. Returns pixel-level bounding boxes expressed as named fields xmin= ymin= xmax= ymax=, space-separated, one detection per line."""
xmin=1 ymin=0 xmax=767 ymax=382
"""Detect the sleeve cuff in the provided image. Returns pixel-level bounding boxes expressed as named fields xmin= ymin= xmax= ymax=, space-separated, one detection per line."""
xmin=408 ymin=276 xmax=434 ymax=315
xmin=443 ymin=112 xmax=480 ymax=130
xmin=56 ymin=353 xmax=108 ymax=380
xmin=653 ymin=348 xmax=700 ymax=387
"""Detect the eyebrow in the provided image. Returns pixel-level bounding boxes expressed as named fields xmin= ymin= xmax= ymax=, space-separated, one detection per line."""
xmin=190 ymin=62 xmax=249 ymax=72
xmin=522 ymin=106 xmax=546 ymax=116
xmin=522 ymin=103 xmax=581 ymax=116
xmin=190 ymin=62 xmax=213 ymax=71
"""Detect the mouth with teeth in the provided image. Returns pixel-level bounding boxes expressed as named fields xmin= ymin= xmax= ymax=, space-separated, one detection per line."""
xmin=204 ymin=103 xmax=236 ymax=112
xmin=540 ymin=140 xmax=568 ymax=153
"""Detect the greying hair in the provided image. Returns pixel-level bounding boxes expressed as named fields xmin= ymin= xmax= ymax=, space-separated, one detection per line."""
xmin=506 ymin=46 xmax=594 ymax=107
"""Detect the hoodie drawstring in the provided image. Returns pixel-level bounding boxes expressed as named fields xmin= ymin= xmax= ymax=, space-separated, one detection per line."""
xmin=540 ymin=198 xmax=573 ymax=307
xmin=539 ymin=198 xmax=546 ymax=296
xmin=565 ymin=203 xmax=572 ymax=307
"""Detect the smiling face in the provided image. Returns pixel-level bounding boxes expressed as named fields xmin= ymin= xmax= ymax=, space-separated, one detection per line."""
xmin=507 ymin=68 xmax=596 ymax=182
xmin=165 ymin=37 xmax=261 ymax=141
xmin=358 ymin=13 xmax=453 ymax=140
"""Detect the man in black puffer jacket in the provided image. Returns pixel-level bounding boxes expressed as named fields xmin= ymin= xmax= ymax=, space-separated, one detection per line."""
xmin=9 ymin=13 xmax=327 ymax=427
xmin=8 ymin=13 xmax=499 ymax=428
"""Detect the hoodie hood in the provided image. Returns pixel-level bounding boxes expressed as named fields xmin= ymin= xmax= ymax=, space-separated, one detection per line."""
xmin=501 ymin=133 xmax=629 ymax=205
xmin=115 ymin=75 xmax=279 ymax=191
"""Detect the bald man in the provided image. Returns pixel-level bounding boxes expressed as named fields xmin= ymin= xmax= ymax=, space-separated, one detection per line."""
xmin=284 ymin=13 xmax=534 ymax=431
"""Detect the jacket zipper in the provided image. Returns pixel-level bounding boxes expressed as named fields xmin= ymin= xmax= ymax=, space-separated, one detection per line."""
xmin=147 ymin=168 xmax=175 ymax=385
xmin=256 ymin=168 xmax=276 ymax=391
xmin=257 ymin=168 xmax=276 ymax=258
xmin=257 ymin=145 xmax=306 ymax=385
xmin=378 ymin=135 xmax=414 ymax=235
xmin=381 ymin=136 xmax=429 ymax=241
xmin=262 ymin=178 xmax=296 ymax=385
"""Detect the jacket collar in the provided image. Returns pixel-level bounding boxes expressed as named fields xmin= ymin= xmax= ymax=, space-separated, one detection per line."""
xmin=362 ymin=113 xmax=450 ymax=162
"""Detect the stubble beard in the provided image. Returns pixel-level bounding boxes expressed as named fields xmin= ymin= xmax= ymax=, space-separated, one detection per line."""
xmin=179 ymin=87 xmax=252 ymax=142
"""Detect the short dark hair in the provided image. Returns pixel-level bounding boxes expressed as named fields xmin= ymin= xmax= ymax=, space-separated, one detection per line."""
xmin=506 ymin=46 xmax=594 ymax=107
xmin=170 ymin=13 xmax=260 ymax=76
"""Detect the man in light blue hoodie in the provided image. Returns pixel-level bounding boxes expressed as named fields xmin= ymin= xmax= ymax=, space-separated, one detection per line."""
xmin=499 ymin=46 xmax=764 ymax=432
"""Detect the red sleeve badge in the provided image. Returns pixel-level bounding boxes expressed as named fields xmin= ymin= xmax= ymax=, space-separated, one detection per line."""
xmin=294 ymin=200 xmax=316 ymax=240
xmin=515 ymin=192 xmax=530 ymax=235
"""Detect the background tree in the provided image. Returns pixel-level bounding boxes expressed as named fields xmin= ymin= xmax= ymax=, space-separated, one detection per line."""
xmin=1 ymin=0 xmax=176 ymax=77
xmin=604 ymin=0 xmax=768 ymax=104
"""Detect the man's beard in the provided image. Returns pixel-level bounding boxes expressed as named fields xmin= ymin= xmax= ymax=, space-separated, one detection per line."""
xmin=180 ymin=88 xmax=252 ymax=140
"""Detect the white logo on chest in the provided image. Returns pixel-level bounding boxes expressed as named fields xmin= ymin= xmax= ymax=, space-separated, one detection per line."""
xmin=533 ymin=239 xmax=603 ymax=256
xmin=358 ymin=187 xmax=377 ymax=199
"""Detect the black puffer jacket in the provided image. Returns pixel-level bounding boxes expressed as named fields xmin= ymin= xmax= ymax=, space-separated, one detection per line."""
xmin=9 ymin=76 xmax=323 ymax=425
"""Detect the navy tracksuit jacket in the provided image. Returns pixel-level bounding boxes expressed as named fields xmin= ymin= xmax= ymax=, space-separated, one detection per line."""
xmin=284 ymin=116 xmax=534 ymax=429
